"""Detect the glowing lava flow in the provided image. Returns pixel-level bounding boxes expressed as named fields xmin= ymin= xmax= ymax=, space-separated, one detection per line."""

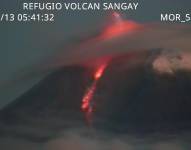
xmin=81 ymin=12 xmax=138 ymax=124
xmin=81 ymin=63 xmax=108 ymax=124
xmin=81 ymin=81 xmax=97 ymax=113
xmin=81 ymin=12 xmax=123 ymax=116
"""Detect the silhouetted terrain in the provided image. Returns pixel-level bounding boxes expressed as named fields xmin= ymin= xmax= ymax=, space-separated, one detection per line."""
xmin=1 ymin=50 xmax=191 ymax=144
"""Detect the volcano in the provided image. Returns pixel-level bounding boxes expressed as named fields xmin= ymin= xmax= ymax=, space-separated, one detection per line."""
xmin=1 ymin=49 xmax=191 ymax=143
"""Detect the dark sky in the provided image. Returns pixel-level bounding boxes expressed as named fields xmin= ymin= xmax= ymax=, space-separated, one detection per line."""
xmin=0 ymin=0 xmax=191 ymax=108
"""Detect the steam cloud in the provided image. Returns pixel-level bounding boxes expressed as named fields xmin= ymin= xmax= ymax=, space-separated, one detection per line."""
xmin=0 ymin=127 xmax=190 ymax=150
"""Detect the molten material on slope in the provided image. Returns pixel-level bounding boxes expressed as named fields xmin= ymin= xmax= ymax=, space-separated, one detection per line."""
xmin=81 ymin=12 xmax=140 ymax=124
xmin=81 ymin=63 xmax=108 ymax=124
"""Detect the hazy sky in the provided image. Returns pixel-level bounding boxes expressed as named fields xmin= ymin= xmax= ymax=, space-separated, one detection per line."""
xmin=0 ymin=0 xmax=191 ymax=108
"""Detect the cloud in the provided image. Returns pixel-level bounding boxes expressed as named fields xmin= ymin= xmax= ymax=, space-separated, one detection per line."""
xmin=152 ymin=50 xmax=191 ymax=74
xmin=1 ymin=125 xmax=190 ymax=150
xmin=0 ymin=137 xmax=40 ymax=150
xmin=44 ymin=129 xmax=190 ymax=150
xmin=51 ymin=22 xmax=191 ymax=68
xmin=1 ymin=21 xmax=191 ymax=93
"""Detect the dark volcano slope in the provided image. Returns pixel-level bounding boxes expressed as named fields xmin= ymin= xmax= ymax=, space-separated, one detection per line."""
xmin=93 ymin=57 xmax=191 ymax=133
xmin=1 ymin=52 xmax=191 ymax=141
xmin=0 ymin=66 xmax=90 ymax=121
xmin=0 ymin=66 xmax=93 ymax=141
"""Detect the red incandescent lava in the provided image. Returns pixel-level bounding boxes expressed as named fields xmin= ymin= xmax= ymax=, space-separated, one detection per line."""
xmin=94 ymin=63 xmax=108 ymax=80
xmin=81 ymin=63 xmax=108 ymax=124
xmin=81 ymin=12 xmax=140 ymax=124
xmin=81 ymin=63 xmax=108 ymax=112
